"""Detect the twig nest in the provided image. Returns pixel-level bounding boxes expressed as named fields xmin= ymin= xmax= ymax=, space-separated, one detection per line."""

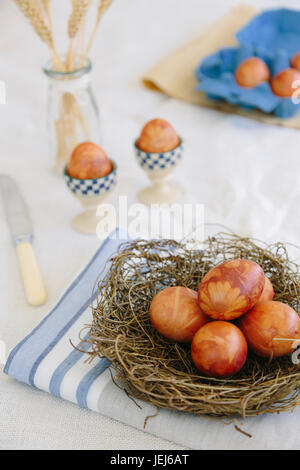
xmin=87 ymin=235 xmax=300 ymax=417
xmin=67 ymin=142 xmax=113 ymax=179
xmin=136 ymin=118 xmax=180 ymax=153
xmin=271 ymin=68 xmax=300 ymax=97
xmin=235 ymin=57 xmax=270 ymax=88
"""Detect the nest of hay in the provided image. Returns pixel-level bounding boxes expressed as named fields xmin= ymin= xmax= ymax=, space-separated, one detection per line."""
xmin=87 ymin=233 xmax=300 ymax=418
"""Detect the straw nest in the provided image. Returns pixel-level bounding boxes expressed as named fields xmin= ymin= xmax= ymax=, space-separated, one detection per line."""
xmin=86 ymin=233 xmax=300 ymax=418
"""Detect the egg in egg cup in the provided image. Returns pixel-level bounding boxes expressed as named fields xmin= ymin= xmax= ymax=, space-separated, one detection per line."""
xmin=134 ymin=119 xmax=183 ymax=205
xmin=64 ymin=162 xmax=117 ymax=234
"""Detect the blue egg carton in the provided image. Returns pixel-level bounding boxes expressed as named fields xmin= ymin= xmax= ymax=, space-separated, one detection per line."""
xmin=195 ymin=9 xmax=300 ymax=118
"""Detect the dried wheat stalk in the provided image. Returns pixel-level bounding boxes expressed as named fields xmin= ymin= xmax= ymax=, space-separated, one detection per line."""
xmin=68 ymin=0 xmax=90 ymax=39
xmin=13 ymin=0 xmax=113 ymax=172
xmin=13 ymin=0 xmax=63 ymax=65
xmin=66 ymin=0 xmax=90 ymax=70
xmin=13 ymin=0 xmax=52 ymax=45
xmin=84 ymin=0 xmax=112 ymax=59
xmin=41 ymin=0 xmax=53 ymax=34
xmin=13 ymin=0 xmax=113 ymax=71
xmin=78 ymin=0 xmax=92 ymax=64
xmin=41 ymin=0 xmax=64 ymax=70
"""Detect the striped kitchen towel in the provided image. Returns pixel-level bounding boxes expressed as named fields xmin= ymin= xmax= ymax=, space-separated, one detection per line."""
xmin=4 ymin=227 xmax=128 ymax=411
xmin=3 ymin=227 xmax=199 ymax=449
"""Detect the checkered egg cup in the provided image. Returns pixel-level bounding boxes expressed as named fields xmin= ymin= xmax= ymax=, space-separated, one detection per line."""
xmin=64 ymin=162 xmax=117 ymax=198
xmin=134 ymin=140 xmax=183 ymax=173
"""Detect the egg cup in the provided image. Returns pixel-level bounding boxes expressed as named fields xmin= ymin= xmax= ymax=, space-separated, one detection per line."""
xmin=64 ymin=162 xmax=117 ymax=234
xmin=134 ymin=140 xmax=183 ymax=205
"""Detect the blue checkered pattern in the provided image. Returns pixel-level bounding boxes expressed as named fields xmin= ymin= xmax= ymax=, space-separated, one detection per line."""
xmin=64 ymin=166 xmax=117 ymax=197
xmin=135 ymin=141 xmax=183 ymax=172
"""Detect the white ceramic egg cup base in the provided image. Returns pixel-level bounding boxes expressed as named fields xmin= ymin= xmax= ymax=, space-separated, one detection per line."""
xmin=72 ymin=194 xmax=109 ymax=235
xmin=138 ymin=172 xmax=183 ymax=205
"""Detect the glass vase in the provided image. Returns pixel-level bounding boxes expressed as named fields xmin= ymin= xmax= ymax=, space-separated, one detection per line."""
xmin=43 ymin=58 xmax=100 ymax=174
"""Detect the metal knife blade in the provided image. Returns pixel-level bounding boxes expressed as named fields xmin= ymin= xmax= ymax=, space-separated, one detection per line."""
xmin=0 ymin=174 xmax=47 ymax=306
xmin=0 ymin=175 xmax=33 ymax=243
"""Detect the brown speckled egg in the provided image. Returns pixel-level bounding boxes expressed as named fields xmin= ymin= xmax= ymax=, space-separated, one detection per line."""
xmin=290 ymin=52 xmax=300 ymax=71
xmin=150 ymin=286 xmax=209 ymax=343
xmin=235 ymin=57 xmax=270 ymax=88
xmin=257 ymin=276 xmax=274 ymax=303
xmin=191 ymin=321 xmax=248 ymax=377
xmin=198 ymin=259 xmax=265 ymax=321
xmin=271 ymin=68 xmax=300 ymax=97
xmin=67 ymin=142 xmax=113 ymax=179
xmin=239 ymin=301 xmax=300 ymax=358
xmin=137 ymin=118 xmax=180 ymax=153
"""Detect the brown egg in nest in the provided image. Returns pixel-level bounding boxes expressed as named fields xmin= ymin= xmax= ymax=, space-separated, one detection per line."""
xmin=198 ymin=259 xmax=265 ymax=321
xmin=150 ymin=286 xmax=209 ymax=343
xmin=191 ymin=321 xmax=248 ymax=377
xmin=239 ymin=301 xmax=300 ymax=358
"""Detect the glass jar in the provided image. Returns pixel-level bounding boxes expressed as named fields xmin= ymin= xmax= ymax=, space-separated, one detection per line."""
xmin=43 ymin=58 xmax=100 ymax=174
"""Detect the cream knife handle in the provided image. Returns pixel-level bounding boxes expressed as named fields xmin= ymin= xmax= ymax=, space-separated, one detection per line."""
xmin=16 ymin=241 xmax=47 ymax=306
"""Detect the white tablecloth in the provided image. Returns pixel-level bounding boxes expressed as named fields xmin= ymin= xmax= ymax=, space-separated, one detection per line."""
xmin=1 ymin=0 xmax=300 ymax=450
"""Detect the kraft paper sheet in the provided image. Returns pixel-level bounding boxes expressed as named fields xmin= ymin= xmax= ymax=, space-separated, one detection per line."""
xmin=142 ymin=4 xmax=300 ymax=129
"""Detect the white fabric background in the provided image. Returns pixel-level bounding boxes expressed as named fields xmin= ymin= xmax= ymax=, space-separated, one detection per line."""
xmin=1 ymin=0 xmax=300 ymax=450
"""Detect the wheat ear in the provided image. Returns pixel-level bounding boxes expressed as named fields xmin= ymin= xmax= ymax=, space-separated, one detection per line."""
xmin=84 ymin=0 xmax=113 ymax=60
xmin=13 ymin=0 xmax=64 ymax=69
xmin=78 ymin=0 xmax=93 ymax=66
xmin=13 ymin=0 xmax=53 ymax=47
xmin=68 ymin=0 xmax=90 ymax=39
xmin=41 ymin=0 xmax=64 ymax=71
xmin=66 ymin=0 xmax=90 ymax=70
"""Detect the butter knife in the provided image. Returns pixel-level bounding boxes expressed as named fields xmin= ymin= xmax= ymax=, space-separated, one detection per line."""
xmin=0 ymin=175 xmax=47 ymax=306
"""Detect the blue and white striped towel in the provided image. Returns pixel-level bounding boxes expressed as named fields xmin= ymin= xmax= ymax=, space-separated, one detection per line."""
xmin=3 ymin=227 xmax=198 ymax=448
xmin=4 ymin=228 xmax=127 ymax=411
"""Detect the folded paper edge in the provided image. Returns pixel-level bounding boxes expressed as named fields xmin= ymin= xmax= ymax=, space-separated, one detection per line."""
xmin=141 ymin=4 xmax=257 ymax=94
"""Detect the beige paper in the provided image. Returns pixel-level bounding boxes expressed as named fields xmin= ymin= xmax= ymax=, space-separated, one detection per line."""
xmin=142 ymin=4 xmax=300 ymax=129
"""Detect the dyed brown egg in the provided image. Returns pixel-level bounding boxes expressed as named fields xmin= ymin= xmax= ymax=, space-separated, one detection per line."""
xmin=191 ymin=321 xmax=248 ymax=377
xmin=137 ymin=118 xmax=180 ymax=153
xmin=67 ymin=142 xmax=113 ymax=179
xmin=239 ymin=301 xmax=300 ymax=358
xmin=198 ymin=259 xmax=265 ymax=321
xmin=257 ymin=276 xmax=274 ymax=303
xmin=149 ymin=286 xmax=209 ymax=343
xmin=271 ymin=68 xmax=300 ymax=97
xmin=235 ymin=57 xmax=270 ymax=88
xmin=290 ymin=52 xmax=300 ymax=71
